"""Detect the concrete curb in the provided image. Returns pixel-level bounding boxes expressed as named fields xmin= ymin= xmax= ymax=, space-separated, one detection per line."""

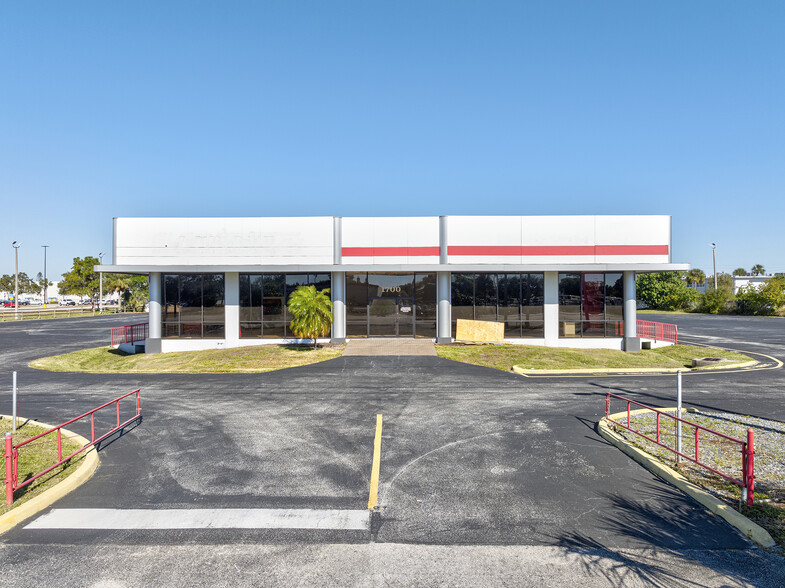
xmin=597 ymin=409 xmax=776 ymax=549
xmin=512 ymin=360 xmax=757 ymax=376
xmin=0 ymin=415 xmax=99 ymax=536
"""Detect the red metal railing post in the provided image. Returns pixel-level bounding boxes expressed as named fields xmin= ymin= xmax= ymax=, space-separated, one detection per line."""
xmin=627 ymin=401 xmax=631 ymax=429
xmin=694 ymin=428 xmax=699 ymax=462
xmin=745 ymin=429 xmax=755 ymax=506
xmin=4 ymin=433 xmax=13 ymax=506
xmin=116 ymin=400 xmax=120 ymax=428
xmin=137 ymin=389 xmax=141 ymax=416
xmin=656 ymin=412 xmax=660 ymax=444
xmin=91 ymin=412 xmax=95 ymax=442
xmin=606 ymin=391 xmax=610 ymax=417
xmin=57 ymin=428 xmax=62 ymax=461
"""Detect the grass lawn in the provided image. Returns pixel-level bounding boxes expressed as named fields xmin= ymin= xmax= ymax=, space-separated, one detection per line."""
xmin=30 ymin=344 xmax=345 ymax=373
xmin=435 ymin=343 xmax=752 ymax=371
xmin=1 ymin=418 xmax=84 ymax=517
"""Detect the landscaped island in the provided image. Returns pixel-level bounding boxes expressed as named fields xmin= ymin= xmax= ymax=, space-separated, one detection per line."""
xmin=435 ymin=344 xmax=753 ymax=372
xmin=30 ymin=344 xmax=345 ymax=374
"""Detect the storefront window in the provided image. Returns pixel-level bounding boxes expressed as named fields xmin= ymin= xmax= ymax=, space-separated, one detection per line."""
xmin=450 ymin=273 xmax=544 ymax=338
xmin=559 ymin=272 xmax=625 ymax=338
xmin=240 ymin=273 xmax=331 ymax=339
xmin=162 ymin=274 xmax=225 ymax=338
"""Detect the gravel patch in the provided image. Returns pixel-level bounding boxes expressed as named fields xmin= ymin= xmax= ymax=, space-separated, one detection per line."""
xmin=612 ymin=410 xmax=785 ymax=504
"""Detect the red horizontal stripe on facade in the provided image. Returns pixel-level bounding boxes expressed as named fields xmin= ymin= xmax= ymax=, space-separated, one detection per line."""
xmin=342 ymin=246 xmax=441 ymax=257
xmin=447 ymin=245 xmax=669 ymax=256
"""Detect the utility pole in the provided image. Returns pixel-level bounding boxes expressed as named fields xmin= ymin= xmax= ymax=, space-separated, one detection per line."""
xmin=42 ymin=245 xmax=49 ymax=308
xmin=711 ymin=243 xmax=717 ymax=290
xmin=12 ymin=241 xmax=21 ymax=320
xmin=99 ymin=252 xmax=104 ymax=314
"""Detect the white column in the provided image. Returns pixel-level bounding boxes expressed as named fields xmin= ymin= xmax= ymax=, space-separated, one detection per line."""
xmin=543 ymin=271 xmax=559 ymax=346
xmin=436 ymin=271 xmax=451 ymax=342
xmin=147 ymin=272 xmax=162 ymax=354
xmin=225 ymin=272 xmax=240 ymax=346
xmin=623 ymin=270 xmax=640 ymax=352
xmin=331 ymin=272 xmax=346 ymax=342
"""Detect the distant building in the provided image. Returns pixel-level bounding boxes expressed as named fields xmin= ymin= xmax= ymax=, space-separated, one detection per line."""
xmin=733 ymin=275 xmax=773 ymax=294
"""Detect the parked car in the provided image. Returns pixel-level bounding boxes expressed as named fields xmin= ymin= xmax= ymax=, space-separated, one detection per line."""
xmin=60 ymin=299 xmax=77 ymax=306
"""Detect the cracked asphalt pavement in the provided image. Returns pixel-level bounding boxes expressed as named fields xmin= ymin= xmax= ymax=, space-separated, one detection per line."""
xmin=1 ymin=313 xmax=784 ymax=586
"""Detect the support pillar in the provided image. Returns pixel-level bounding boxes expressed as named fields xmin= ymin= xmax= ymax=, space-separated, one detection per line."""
xmin=543 ymin=271 xmax=559 ymax=346
xmin=436 ymin=271 xmax=451 ymax=343
xmin=147 ymin=272 xmax=162 ymax=354
xmin=225 ymin=272 xmax=240 ymax=346
xmin=331 ymin=272 xmax=346 ymax=342
xmin=623 ymin=270 xmax=640 ymax=352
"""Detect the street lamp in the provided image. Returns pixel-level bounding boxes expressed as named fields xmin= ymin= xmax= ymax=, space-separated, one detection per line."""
xmin=12 ymin=241 xmax=21 ymax=320
xmin=99 ymin=252 xmax=104 ymax=314
xmin=42 ymin=245 xmax=49 ymax=308
xmin=710 ymin=243 xmax=717 ymax=290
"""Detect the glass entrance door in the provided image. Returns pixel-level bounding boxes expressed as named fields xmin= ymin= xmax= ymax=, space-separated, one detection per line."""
xmin=368 ymin=297 xmax=414 ymax=337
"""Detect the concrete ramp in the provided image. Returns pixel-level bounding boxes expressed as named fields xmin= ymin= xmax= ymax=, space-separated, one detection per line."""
xmin=343 ymin=338 xmax=437 ymax=357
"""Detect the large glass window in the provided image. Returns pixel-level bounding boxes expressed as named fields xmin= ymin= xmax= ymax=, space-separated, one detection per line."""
xmin=162 ymin=274 xmax=225 ymax=338
xmin=559 ymin=272 xmax=625 ymax=338
xmin=450 ymin=273 xmax=544 ymax=338
xmin=240 ymin=273 xmax=332 ymax=339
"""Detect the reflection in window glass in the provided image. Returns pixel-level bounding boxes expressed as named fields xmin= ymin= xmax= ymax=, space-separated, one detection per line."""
xmin=498 ymin=274 xmax=521 ymax=337
xmin=450 ymin=274 xmax=474 ymax=337
xmin=450 ymin=273 xmax=544 ymax=339
xmin=414 ymin=273 xmax=437 ymax=338
xmin=558 ymin=272 xmax=626 ymax=338
xmin=582 ymin=273 xmax=605 ymax=337
xmin=474 ymin=273 xmax=497 ymax=322
xmin=522 ymin=273 xmax=545 ymax=337
xmin=239 ymin=273 xmax=332 ymax=339
xmin=559 ymin=273 xmax=581 ymax=337
xmin=162 ymin=274 xmax=224 ymax=339
xmin=605 ymin=273 xmax=624 ymax=336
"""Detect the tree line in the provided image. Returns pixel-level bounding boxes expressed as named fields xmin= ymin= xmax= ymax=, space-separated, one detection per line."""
xmin=638 ymin=266 xmax=784 ymax=316
xmin=1 ymin=256 xmax=148 ymax=311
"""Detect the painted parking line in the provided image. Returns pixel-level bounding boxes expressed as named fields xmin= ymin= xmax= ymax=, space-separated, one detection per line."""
xmin=24 ymin=508 xmax=370 ymax=530
xmin=367 ymin=413 xmax=383 ymax=510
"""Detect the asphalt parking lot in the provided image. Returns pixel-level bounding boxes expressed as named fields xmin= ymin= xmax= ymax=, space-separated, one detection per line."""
xmin=1 ymin=313 xmax=784 ymax=586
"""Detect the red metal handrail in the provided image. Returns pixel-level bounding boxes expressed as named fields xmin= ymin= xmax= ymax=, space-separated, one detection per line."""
xmin=636 ymin=320 xmax=678 ymax=343
xmin=110 ymin=323 xmax=149 ymax=346
xmin=612 ymin=320 xmax=678 ymax=343
xmin=4 ymin=389 xmax=142 ymax=505
xmin=605 ymin=391 xmax=754 ymax=505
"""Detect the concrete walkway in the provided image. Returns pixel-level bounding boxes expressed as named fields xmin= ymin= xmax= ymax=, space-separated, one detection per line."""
xmin=343 ymin=338 xmax=437 ymax=356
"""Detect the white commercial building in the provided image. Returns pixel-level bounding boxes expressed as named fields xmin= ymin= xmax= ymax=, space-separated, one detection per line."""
xmin=99 ymin=215 xmax=688 ymax=354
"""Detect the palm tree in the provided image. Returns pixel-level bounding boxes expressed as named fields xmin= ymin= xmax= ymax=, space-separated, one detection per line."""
xmin=686 ymin=268 xmax=706 ymax=286
xmin=287 ymin=285 xmax=333 ymax=348
xmin=732 ymin=268 xmax=747 ymax=276
xmin=751 ymin=264 xmax=765 ymax=276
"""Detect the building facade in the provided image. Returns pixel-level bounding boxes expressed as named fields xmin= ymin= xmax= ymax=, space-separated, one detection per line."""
xmin=99 ymin=215 xmax=688 ymax=353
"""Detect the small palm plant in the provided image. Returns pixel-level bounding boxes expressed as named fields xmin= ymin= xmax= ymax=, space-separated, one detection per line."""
xmin=287 ymin=285 xmax=333 ymax=348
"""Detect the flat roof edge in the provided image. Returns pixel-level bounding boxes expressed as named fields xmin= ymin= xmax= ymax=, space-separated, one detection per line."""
xmin=97 ymin=263 xmax=690 ymax=274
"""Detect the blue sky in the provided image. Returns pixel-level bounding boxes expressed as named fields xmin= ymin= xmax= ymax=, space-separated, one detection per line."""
xmin=2 ymin=1 xmax=783 ymax=279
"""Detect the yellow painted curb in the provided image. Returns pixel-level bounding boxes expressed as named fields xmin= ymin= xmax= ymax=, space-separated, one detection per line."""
xmin=0 ymin=415 xmax=100 ymax=536
xmin=513 ymin=360 xmax=756 ymax=376
xmin=597 ymin=409 xmax=775 ymax=548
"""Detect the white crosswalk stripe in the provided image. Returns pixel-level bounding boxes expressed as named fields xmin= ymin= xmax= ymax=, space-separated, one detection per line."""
xmin=25 ymin=508 xmax=370 ymax=530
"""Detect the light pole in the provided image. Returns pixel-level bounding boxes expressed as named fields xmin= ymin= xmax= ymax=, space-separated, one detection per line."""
xmin=42 ymin=245 xmax=49 ymax=308
xmin=99 ymin=252 xmax=104 ymax=314
xmin=710 ymin=243 xmax=717 ymax=290
xmin=12 ymin=241 xmax=21 ymax=320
